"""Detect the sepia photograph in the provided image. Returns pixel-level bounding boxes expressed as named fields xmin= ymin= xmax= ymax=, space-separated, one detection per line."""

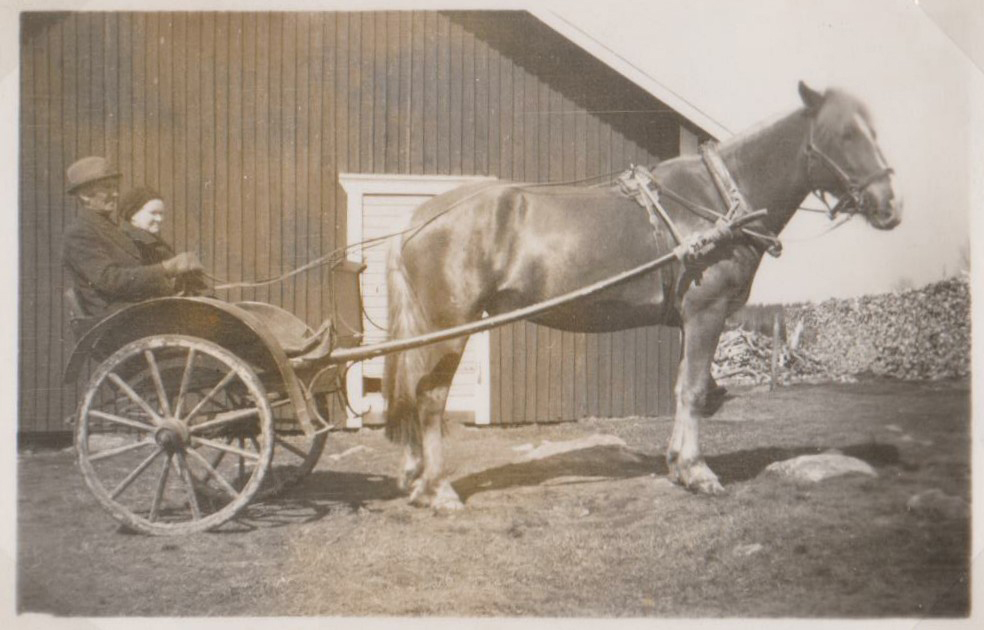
xmin=4 ymin=0 xmax=980 ymax=623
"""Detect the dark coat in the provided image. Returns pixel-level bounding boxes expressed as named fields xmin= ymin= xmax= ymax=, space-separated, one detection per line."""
xmin=62 ymin=208 xmax=174 ymax=325
xmin=121 ymin=222 xmax=175 ymax=265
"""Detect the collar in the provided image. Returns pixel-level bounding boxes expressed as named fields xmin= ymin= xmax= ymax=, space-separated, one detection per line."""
xmin=699 ymin=142 xmax=782 ymax=257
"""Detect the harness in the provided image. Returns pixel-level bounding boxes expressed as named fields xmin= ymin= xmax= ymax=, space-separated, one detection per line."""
xmin=617 ymin=143 xmax=780 ymax=275
xmin=620 ymin=120 xmax=895 ymax=274
xmin=804 ymin=120 xmax=894 ymax=219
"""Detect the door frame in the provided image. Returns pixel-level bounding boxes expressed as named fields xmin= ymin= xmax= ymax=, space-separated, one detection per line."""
xmin=339 ymin=173 xmax=495 ymax=429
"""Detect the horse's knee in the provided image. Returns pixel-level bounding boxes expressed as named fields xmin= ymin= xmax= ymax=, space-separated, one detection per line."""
xmin=677 ymin=381 xmax=709 ymax=411
xmin=677 ymin=379 xmax=725 ymax=416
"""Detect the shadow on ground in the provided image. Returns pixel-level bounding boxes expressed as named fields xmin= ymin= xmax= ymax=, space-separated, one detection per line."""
xmin=213 ymin=470 xmax=404 ymax=533
xmin=453 ymin=442 xmax=901 ymax=501
xmin=211 ymin=441 xmax=901 ymax=529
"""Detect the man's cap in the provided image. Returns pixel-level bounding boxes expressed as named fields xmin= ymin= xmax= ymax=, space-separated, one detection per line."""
xmin=66 ymin=156 xmax=122 ymax=194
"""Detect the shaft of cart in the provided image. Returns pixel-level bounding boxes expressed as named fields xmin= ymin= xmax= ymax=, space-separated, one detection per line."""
xmin=291 ymin=211 xmax=767 ymax=371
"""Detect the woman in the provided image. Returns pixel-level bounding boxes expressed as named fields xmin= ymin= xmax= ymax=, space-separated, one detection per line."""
xmin=116 ymin=186 xmax=207 ymax=295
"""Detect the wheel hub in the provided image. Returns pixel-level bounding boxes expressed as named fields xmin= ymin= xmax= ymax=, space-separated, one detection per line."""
xmin=155 ymin=418 xmax=190 ymax=453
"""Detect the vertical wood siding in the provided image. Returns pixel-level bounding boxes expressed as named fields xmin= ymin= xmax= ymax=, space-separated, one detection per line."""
xmin=20 ymin=11 xmax=690 ymax=434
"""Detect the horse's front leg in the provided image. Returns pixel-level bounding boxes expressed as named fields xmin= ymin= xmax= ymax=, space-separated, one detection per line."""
xmin=667 ymin=298 xmax=729 ymax=495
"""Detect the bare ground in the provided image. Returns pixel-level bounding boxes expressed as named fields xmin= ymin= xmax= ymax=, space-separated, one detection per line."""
xmin=17 ymin=379 xmax=970 ymax=617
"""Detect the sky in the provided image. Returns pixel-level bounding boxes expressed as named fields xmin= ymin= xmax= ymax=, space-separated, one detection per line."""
xmin=543 ymin=0 xmax=982 ymax=304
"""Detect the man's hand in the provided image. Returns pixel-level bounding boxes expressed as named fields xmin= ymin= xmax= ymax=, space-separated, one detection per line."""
xmin=162 ymin=252 xmax=204 ymax=277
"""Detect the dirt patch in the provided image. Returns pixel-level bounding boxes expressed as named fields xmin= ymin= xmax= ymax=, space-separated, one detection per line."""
xmin=18 ymin=380 xmax=970 ymax=617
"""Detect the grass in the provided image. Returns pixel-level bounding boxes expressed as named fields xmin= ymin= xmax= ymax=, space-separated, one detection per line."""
xmin=18 ymin=379 xmax=970 ymax=617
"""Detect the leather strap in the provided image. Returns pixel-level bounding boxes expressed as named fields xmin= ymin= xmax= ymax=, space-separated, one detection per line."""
xmin=700 ymin=142 xmax=753 ymax=221
xmin=699 ymin=143 xmax=782 ymax=257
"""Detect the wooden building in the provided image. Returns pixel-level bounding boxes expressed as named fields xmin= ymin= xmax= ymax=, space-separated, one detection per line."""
xmin=19 ymin=10 xmax=715 ymax=439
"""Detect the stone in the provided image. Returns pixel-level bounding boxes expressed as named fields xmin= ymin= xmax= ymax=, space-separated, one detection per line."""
xmin=517 ymin=434 xmax=627 ymax=462
xmin=764 ymin=453 xmax=877 ymax=483
xmin=732 ymin=543 xmax=764 ymax=557
xmin=327 ymin=444 xmax=371 ymax=461
xmin=906 ymin=489 xmax=968 ymax=520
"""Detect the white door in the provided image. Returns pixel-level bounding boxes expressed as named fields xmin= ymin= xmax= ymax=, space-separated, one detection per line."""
xmin=340 ymin=174 xmax=494 ymax=428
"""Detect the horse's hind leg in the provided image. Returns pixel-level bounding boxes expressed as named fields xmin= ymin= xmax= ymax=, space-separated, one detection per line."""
xmin=398 ymin=442 xmax=423 ymax=493
xmin=667 ymin=298 xmax=729 ymax=495
xmin=408 ymin=343 xmax=467 ymax=510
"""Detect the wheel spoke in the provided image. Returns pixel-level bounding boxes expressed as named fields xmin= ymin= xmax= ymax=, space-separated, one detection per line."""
xmin=174 ymin=348 xmax=197 ymax=418
xmin=191 ymin=436 xmax=262 ymax=462
xmin=88 ymin=437 xmax=156 ymax=462
xmin=188 ymin=407 xmax=260 ymax=435
xmin=275 ymin=436 xmax=310 ymax=461
xmin=143 ymin=350 xmax=172 ymax=417
xmin=238 ymin=437 xmax=247 ymax=484
xmin=205 ymin=437 xmax=232 ymax=470
xmin=109 ymin=447 xmax=165 ymax=499
xmin=185 ymin=448 xmax=240 ymax=500
xmin=107 ymin=373 xmax=162 ymax=424
xmin=149 ymin=454 xmax=172 ymax=522
xmin=88 ymin=409 xmax=156 ymax=433
xmin=181 ymin=368 xmax=237 ymax=425
xmin=174 ymin=450 xmax=202 ymax=520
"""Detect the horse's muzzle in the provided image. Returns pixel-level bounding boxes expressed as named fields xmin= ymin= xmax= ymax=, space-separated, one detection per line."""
xmin=863 ymin=179 xmax=902 ymax=230
xmin=865 ymin=196 xmax=902 ymax=230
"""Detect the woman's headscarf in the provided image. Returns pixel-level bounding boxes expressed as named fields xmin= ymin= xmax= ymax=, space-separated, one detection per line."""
xmin=116 ymin=186 xmax=162 ymax=224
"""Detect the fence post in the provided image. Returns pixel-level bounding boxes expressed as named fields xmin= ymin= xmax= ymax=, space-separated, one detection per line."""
xmin=770 ymin=311 xmax=781 ymax=391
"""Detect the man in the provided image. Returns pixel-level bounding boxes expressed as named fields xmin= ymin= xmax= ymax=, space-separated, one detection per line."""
xmin=61 ymin=156 xmax=202 ymax=334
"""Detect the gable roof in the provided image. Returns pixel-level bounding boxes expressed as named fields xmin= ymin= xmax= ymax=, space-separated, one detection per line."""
xmin=529 ymin=9 xmax=732 ymax=140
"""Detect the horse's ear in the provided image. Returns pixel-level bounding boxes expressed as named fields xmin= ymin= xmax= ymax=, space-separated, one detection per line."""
xmin=798 ymin=81 xmax=824 ymax=114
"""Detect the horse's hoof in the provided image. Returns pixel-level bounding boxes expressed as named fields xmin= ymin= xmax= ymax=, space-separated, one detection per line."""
xmin=431 ymin=484 xmax=464 ymax=511
xmin=407 ymin=479 xmax=427 ymax=505
xmin=397 ymin=471 xmax=417 ymax=494
xmin=676 ymin=460 xmax=726 ymax=496
xmin=692 ymin=478 xmax=727 ymax=496
xmin=432 ymin=496 xmax=464 ymax=511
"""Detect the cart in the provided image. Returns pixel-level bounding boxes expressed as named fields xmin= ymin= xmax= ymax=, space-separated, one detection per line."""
xmin=64 ymin=261 xmax=366 ymax=535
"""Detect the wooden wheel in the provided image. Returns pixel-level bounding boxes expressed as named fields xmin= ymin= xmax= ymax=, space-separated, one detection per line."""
xmin=75 ymin=335 xmax=274 ymax=535
xmin=257 ymin=430 xmax=328 ymax=498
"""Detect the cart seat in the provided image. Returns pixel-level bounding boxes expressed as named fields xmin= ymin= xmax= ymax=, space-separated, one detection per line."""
xmin=232 ymin=301 xmax=334 ymax=357
xmin=65 ymin=287 xmax=98 ymax=338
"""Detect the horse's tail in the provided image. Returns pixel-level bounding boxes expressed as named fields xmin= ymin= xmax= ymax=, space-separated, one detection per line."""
xmin=383 ymin=236 xmax=429 ymax=445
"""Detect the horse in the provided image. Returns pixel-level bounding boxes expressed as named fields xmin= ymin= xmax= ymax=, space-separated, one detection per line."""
xmin=382 ymin=82 xmax=901 ymax=509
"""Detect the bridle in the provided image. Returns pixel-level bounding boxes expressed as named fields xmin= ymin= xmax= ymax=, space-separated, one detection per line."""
xmin=804 ymin=118 xmax=894 ymax=219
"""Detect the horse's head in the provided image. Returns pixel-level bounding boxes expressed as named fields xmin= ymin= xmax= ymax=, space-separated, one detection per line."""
xmin=798 ymin=81 xmax=901 ymax=230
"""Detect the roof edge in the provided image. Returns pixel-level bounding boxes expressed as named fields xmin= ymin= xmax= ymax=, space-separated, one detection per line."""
xmin=528 ymin=8 xmax=732 ymax=140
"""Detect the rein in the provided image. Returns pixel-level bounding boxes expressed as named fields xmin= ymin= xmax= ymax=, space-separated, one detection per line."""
xmin=210 ymin=118 xmax=891 ymax=292
xmin=207 ymin=171 xmax=627 ymax=290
